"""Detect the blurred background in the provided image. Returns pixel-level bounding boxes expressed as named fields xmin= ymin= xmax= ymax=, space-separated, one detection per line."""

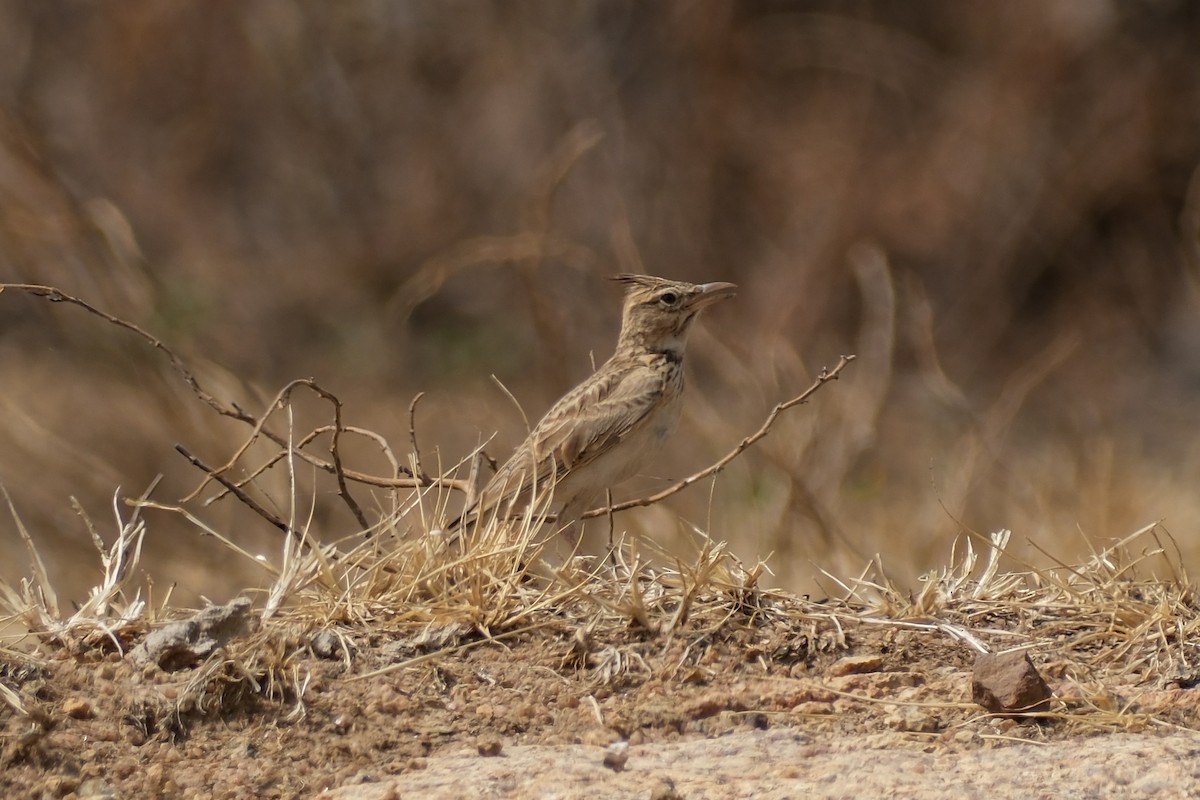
xmin=2 ymin=1 xmax=1200 ymax=605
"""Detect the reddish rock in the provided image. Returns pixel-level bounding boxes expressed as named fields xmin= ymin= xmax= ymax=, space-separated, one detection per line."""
xmin=476 ymin=736 xmax=503 ymax=757
xmin=972 ymin=650 xmax=1052 ymax=715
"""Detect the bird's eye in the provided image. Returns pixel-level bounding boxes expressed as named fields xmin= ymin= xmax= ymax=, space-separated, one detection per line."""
xmin=659 ymin=292 xmax=678 ymax=305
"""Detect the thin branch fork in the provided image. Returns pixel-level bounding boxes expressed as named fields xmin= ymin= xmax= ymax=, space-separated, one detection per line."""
xmin=0 ymin=283 xmax=461 ymax=501
xmin=581 ymin=354 xmax=857 ymax=519
xmin=175 ymin=443 xmax=305 ymax=544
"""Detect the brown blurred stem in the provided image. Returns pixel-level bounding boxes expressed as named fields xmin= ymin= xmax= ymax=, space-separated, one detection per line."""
xmin=174 ymin=443 xmax=299 ymax=542
xmin=408 ymin=391 xmax=431 ymax=483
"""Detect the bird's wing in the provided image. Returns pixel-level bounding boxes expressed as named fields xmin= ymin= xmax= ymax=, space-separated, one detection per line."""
xmin=532 ymin=361 xmax=665 ymax=474
xmin=453 ymin=361 xmax=665 ymax=528
xmin=480 ymin=362 xmax=663 ymax=500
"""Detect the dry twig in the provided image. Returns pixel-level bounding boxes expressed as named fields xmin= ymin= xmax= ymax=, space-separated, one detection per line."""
xmin=0 ymin=283 xmax=467 ymax=530
xmin=582 ymin=354 xmax=857 ymax=518
xmin=408 ymin=392 xmax=431 ymax=483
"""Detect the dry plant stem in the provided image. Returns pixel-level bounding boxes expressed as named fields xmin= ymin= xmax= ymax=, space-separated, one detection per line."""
xmin=0 ymin=284 xmax=450 ymax=494
xmin=175 ymin=444 xmax=301 ymax=543
xmin=211 ymin=428 xmax=466 ymax=499
xmin=321 ymin=383 xmax=369 ymax=530
xmin=0 ymin=284 xmax=234 ymax=419
xmin=177 ymin=377 xmax=368 ymax=529
xmin=582 ymin=354 xmax=857 ymax=519
xmin=408 ymin=392 xmax=431 ymax=483
xmin=207 ymin=424 xmax=406 ymax=505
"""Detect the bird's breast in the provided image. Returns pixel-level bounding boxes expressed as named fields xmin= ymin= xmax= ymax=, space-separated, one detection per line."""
xmin=650 ymin=391 xmax=683 ymax=443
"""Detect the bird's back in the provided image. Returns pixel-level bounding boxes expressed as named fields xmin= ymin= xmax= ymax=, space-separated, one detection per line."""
xmin=462 ymin=350 xmax=682 ymax=529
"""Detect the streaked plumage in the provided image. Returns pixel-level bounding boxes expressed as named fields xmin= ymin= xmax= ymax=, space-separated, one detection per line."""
xmin=453 ymin=274 xmax=736 ymax=534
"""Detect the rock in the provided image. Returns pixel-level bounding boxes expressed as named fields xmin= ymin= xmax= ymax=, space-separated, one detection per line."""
xmin=971 ymin=650 xmax=1051 ymax=715
xmin=63 ymin=697 xmax=94 ymax=719
xmin=603 ymin=741 xmax=629 ymax=772
xmin=885 ymin=707 xmax=939 ymax=733
xmin=129 ymin=598 xmax=257 ymax=670
xmin=311 ymin=628 xmax=347 ymax=660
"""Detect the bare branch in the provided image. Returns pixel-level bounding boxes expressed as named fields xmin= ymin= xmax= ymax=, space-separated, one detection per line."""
xmin=174 ymin=444 xmax=301 ymax=544
xmin=408 ymin=392 xmax=431 ymax=483
xmin=0 ymin=283 xmax=249 ymax=423
xmin=1 ymin=283 xmax=454 ymax=498
xmin=312 ymin=382 xmax=370 ymax=531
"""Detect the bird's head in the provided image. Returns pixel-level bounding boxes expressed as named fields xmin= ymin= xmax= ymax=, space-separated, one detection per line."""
xmin=610 ymin=274 xmax=737 ymax=359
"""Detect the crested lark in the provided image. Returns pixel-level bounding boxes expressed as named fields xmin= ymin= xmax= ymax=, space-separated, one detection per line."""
xmin=452 ymin=274 xmax=736 ymax=536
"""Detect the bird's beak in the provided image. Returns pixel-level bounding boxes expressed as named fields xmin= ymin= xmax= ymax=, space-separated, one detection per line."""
xmin=687 ymin=281 xmax=738 ymax=310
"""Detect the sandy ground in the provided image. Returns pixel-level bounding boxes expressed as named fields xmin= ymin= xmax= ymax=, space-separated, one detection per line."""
xmin=4 ymin=590 xmax=1199 ymax=800
xmin=327 ymin=729 xmax=1200 ymax=800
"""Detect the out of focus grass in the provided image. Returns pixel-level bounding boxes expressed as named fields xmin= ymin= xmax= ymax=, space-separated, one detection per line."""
xmin=2 ymin=2 xmax=1199 ymax=602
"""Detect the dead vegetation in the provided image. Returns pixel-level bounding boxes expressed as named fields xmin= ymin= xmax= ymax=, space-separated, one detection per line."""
xmin=4 ymin=4 xmax=1200 ymax=604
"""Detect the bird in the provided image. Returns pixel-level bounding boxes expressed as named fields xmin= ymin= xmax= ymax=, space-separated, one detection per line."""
xmin=450 ymin=273 xmax=736 ymax=541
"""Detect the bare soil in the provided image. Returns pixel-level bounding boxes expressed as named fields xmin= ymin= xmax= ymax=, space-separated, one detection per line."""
xmin=4 ymin=596 xmax=1199 ymax=799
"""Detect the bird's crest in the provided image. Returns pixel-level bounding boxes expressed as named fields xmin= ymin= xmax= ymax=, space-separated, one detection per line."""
xmin=609 ymin=274 xmax=678 ymax=292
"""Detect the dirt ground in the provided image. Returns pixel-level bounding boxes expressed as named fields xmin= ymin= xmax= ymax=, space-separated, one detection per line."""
xmin=4 ymin=588 xmax=1199 ymax=800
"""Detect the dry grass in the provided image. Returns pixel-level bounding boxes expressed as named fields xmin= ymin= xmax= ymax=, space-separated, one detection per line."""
xmin=4 ymin=438 xmax=1197 ymax=739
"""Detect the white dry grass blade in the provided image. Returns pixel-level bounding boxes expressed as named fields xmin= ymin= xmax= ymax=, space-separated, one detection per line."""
xmin=0 ymin=571 xmax=31 ymax=631
xmin=74 ymin=493 xmax=148 ymax=625
xmin=263 ymin=521 xmax=316 ymax=620
xmin=132 ymin=500 xmax=267 ymax=568
xmin=916 ymin=528 xmax=1021 ymax=612
xmin=261 ymin=415 xmax=325 ymax=619
xmin=1 ymin=488 xmax=149 ymax=648
xmin=0 ymin=679 xmax=27 ymax=715
xmin=970 ymin=529 xmax=1014 ymax=599
xmin=666 ymin=534 xmax=728 ymax=633
xmin=1 ymin=483 xmax=59 ymax=620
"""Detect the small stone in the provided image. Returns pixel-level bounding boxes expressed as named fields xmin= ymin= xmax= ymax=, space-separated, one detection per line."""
xmin=311 ymin=629 xmax=345 ymax=660
xmin=886 ymin=707 xmax=939 ymax=733
xmin=971 ymin=650 xmax=1051 ymax=715
xmin=603 ymin=740 xmax=629 ymax=772
xmin=63 ymin=697 xmax=94 ymax=719
xmin=477 ymin=736 xmax=503 ymax=757
xmin=828 ymin=655 xmax=884 ymax=677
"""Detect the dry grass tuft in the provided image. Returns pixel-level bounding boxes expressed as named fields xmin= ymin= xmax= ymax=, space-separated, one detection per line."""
xmin=1 ymin=485 xmax=152 ymax=660
xmin=7 ymin=464 xmax=1198 ymax=738
xmin=833 ymin=523 xmax=1200 ymax=732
